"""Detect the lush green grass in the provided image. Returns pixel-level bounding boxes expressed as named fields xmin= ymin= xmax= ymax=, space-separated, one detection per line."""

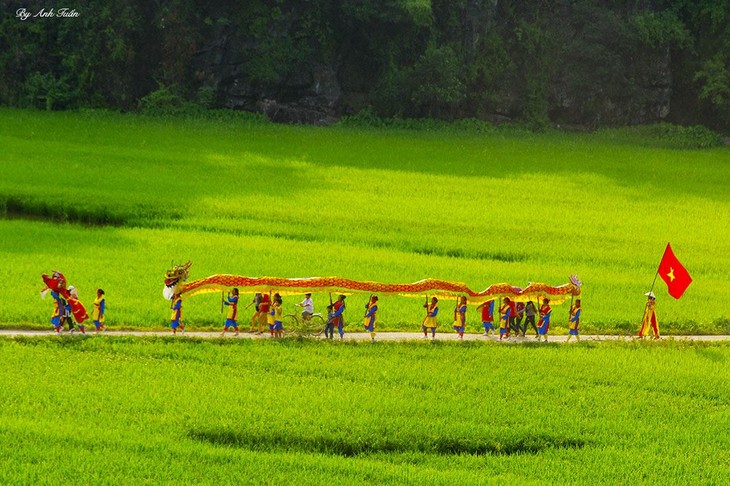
xmin=0 ymin=337 xmax=727 ymax=484
xmin=0 ymin=108 xmax=728 ymax=332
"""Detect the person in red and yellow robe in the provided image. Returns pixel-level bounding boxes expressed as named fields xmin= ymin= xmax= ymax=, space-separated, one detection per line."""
xmin=638 ymin=293 xmax=659 ymax=339
xmin=477 ymin=299 xmax=495 ymax=335
xmin=537 ymin=298 xmax=552 ymax=342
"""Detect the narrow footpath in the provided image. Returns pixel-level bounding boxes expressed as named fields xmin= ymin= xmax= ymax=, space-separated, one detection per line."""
xmin=1 ymin=330 xmax=728 ymax=342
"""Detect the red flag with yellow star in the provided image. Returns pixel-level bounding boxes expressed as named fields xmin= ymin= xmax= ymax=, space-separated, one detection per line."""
xmin=658 ymin=243 xmax=692 ymax=299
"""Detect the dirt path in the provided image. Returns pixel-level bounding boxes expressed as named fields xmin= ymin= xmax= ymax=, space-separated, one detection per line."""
xmin=1 ymin=329 xmax=728 ymax=342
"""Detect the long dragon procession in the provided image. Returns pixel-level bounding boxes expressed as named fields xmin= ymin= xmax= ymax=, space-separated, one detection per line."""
xmin=164 ymin=262 xmax=582 ymax=305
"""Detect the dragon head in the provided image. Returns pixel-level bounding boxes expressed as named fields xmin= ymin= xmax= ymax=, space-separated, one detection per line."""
xmin=42 ymin=271 xmax=67 ymax=292
xmin=41 ymin=271 xmax=68 ymax=299
xmin=163 ymin=260 xmax=192 ymax=300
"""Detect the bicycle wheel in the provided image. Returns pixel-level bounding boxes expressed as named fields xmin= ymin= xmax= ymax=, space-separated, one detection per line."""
xmin=297 ymin=317 xmax=318 ymax=337
xmin=307 ymin=314 xmax=325 ymax=336
xmin=282 ymin=314 xmax=300 ymax=337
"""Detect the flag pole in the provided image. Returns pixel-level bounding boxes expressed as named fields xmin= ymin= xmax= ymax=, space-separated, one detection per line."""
xmin=568 ymin=294 xmax=574 ymax=322
xmin=648 ymin=269 xmax=660 ymax=295
xmin=649 ymin=242 xmax=670 ymax=294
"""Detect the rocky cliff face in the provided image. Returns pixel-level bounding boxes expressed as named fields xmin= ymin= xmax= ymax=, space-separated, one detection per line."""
xmin=192 ymin=6 xmax=674 ymax=127
xmin=222 ymin=63 xmax=340 ymax=125
xmin=193 ymin=26 xmax=341 ymax=125
xmin=547 ymin=46 xmax=672 ymax=128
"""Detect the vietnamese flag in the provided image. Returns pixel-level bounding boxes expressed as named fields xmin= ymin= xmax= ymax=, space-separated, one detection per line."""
xmin=657 ymin=243 xmax=692 ymax=299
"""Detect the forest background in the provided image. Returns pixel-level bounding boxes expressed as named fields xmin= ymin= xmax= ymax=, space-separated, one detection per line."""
xmin=2 ymin=0 xmax=729 ymax=132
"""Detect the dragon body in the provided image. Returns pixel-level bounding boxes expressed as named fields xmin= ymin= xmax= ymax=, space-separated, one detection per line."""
xmin=163 ymin=262 xmax=581 ymax=305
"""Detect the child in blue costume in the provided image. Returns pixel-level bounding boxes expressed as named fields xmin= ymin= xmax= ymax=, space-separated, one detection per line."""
xmin=50 ymin=291 xmax=65 ymax=333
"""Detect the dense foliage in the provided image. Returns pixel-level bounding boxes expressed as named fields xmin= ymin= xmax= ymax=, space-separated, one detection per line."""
xmin=1 ymin=0 xmax=728 ymax=130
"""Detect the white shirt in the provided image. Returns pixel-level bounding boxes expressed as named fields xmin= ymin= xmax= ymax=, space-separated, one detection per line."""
xmin=300 ymin=297 xmax=313 ymax=313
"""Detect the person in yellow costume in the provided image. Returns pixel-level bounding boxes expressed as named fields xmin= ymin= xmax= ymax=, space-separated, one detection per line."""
xmin=452 ymin=296 xmax=467 ymax=340
xmin=421 ymin=297 xmax=439 ymax=339
xmin=92 ymin=288 xmax=107 ymax=333
xmin=638 ymin=292 xmax=660 ymax=339
xmin=498 ymin=297 xmax=514 ymax=341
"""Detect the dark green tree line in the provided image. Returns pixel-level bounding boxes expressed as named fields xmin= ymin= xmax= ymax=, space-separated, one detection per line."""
xmin=0 ymin=0 xmax=727 ymax=130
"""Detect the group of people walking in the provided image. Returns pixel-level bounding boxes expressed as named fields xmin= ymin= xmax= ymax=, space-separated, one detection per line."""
xmin=42 ymin=284 xmax=672 ymax=342
xmin=171 ymin=290 xmax=582 ymax=341
xmin=217 ymin=289 xmax=285 ymax=338
xmin=48 ymin=287 xmax=107 ymax=334
xmin=43 ymin=288 xmax=672 ymax=343
xmin=215 ymin=291 xmax=380 ymax=341
xmin=423 ymin=295 xmax=582 ymax=341
xmin=44 ymin=284 xmax=586 ymax=339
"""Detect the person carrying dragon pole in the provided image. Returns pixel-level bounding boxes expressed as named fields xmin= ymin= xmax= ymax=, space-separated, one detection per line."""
xmin=363 ymin=295 xmax=378 ymax=341
xmin=452 ymin=296 xmax=467 ymax=340
xmin=220 ymin=288 xmax=240 ymax=336
xmin=170 ymin=292 xmax=185 ymax=335
xmin=523 ymin=299 xmax=539 ymax=338
xmin=498 ymin=297 xmax=513 ymax=341
xmin=247 ymin=293 xmax=263 ymax=334
xmin=566 ymin=299 xmax=581 ymax=342
xmin=537 ymin=298 xmax=552 ymax=342
xmin=422 ymin=296 xmax=439 ymax=339
xmin=477 ymin=298 xmax=496 ymax=336
xmin=331 ymin=294 xmax=347 ymax=339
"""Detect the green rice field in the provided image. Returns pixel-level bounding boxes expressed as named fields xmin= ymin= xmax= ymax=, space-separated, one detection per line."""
xmin=1 ymin=109 xmax=729 ymax=484
xmin=0 ymin=337 xmax=727 ymax=484
xmin=0 ymin=108 xmax=728 ymax=333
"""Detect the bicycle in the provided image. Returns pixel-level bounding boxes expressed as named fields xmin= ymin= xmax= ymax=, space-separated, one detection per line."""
xmin=282 ymin=308 xmax=326 ymax=337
